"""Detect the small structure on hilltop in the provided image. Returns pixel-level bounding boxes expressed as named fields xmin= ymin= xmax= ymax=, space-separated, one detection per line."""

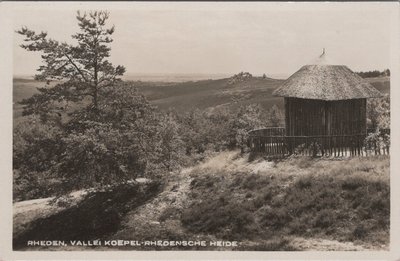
xmin=228 ymin=72 xmax=253 ymax=85
xmin=249 ymin=50 xmax=388 ymax=157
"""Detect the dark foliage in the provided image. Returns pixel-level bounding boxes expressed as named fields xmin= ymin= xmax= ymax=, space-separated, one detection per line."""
xmin=13 ymin=182 xmax=162 ymax=249
xmin=356 ymin=69 xmax=390 ymax=78
xmin=181 ymin=162 xmax=389 ymax=244
xmin=176 ymin=104 xmax=283 ymax=156
xmin=13 ymin=84 xmax=169 ymax=196
xmin=367 ymin=95 xmax=390 ymax=129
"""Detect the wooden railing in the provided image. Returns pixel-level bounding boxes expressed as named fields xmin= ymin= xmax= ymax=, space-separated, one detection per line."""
xmin=248 ymin=127 xmax=286 ymax=137
xmin=248 ymin=128 xmax=390 ymax=158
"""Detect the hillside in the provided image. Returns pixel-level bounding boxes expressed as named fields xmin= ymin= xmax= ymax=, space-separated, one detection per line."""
xmin=13 ymin=151 xmax=389 ymax=251
xmin=13 ymin=75 xmax=390 ymax=119
xmin=132 ymin=76 xmax=284 ymax=111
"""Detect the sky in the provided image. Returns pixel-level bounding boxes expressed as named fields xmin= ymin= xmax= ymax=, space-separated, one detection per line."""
xmin=12 ymin=2 xmax=394 ymax=77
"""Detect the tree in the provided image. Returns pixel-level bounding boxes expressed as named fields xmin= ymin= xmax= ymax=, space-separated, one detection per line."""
xmin=13 ymin=115 xmax=65 ymax=200
xmin=14 ymin=11 xmax=169 ymax=197
xmin=367 ymin=96 xmax=390 ymax=130
xmin=230 ymin=104 xmax=267 ymax=152
xmin=267 ymin=105 xmax=284 ymax=127
xmin=14 ymin=82 xmax=164 ymax=196
xmin=154 ymin=112 xmax=186 ymax=172
xmin=17 ymin=11 xmax=125 ymax=118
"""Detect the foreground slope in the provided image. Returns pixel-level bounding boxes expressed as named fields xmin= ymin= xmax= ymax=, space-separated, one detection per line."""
xmin=13 ymin=151 xmax=389 ymax=251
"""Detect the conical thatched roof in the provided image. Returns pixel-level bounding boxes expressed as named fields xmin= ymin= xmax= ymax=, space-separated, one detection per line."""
xmin=273 ymin=52 xmax=383 ymax=101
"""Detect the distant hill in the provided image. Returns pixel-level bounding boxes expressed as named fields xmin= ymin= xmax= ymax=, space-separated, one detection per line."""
xmin=122 ymin=73 xmax=232 ymax=82
xmin=131 ymin=75 xmax=284 ymax=112
xmin=365 ymin=76 xmax=390 ymax=95
xmin=13 ymin=75 xmax=390 ymax=119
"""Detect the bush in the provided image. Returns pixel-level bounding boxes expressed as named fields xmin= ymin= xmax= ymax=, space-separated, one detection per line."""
xmin=295 ymin=175 xmax=312 ymax=189
xmin=176 ymin=104 xmax=282 ymax=155
xmin=182 ymin=158 xmax=389 ymax=245
xmin=159 ymin=206 xmax=181 ymax=222
xmin=181 ymin=198 xmax=257 ymax=239
xmin=341 ymin=176 xmax=365 ymax=190
xmin=313 ymin=209 xmax=336 ymax=228
xmin=13 ymin=170 xmax=62 ymax=201
xmin=352 ymin=224 xmax=368 ymax=239
xmin=13 ymin=85 xmax=185 ymax=198
xmin=260 ymin=207 xmax=291 ymax=229
xmin=364 ymin=130 xmax=390 ymax=155
xmin=367 ymin=96 xmax=390 ymax=129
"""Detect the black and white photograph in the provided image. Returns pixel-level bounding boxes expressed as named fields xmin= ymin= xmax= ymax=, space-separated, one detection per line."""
xmin=0 ymin=1 xmax=398 ymax=256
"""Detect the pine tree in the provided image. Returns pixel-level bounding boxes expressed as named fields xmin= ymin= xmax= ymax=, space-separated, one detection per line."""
xmin=17 ymin=11 xmax=125 ymax=118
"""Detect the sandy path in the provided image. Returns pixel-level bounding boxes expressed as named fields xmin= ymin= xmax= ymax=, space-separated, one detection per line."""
xmin=112 ymin=167 xmax=194 ymax=240
xmin=13 ymin=190 xmax=87 ymax=239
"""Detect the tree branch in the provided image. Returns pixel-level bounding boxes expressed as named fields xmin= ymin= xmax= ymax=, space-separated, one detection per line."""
xmin=63 ymin=51 xmax=90 ymax=84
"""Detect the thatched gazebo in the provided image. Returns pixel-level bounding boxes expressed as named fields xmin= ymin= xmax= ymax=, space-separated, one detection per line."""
xmin=249 ymin=50 xmax=386 ymax=157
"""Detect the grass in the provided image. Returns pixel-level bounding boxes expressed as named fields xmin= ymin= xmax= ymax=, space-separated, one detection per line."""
xmin=181 ymin=155 xmax=390 ymax=248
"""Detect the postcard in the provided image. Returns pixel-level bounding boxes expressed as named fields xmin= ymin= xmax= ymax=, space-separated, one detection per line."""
xmin=0 ymin=1 xmax=399 ymax=260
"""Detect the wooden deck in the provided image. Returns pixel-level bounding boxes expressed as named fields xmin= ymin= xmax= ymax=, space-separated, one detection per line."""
xmin=248 ymin=127 xmax=390 ymax=158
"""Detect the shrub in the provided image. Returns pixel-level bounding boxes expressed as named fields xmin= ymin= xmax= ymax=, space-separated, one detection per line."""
xmin=253 ymin=190 xmax=273 ymax=208
xmin=176 ymin=104 xmax=281 ymax=155
xmin=260 ymin=207 xmax=291 ymax=229
xmin=367 ymin=96 xmax=390 ymax=129
xmin=182 ymin=157 xmax=389 ymax=246
xmin=181 ymin=198 xmax=256 ymax=239
xmin=13 ymin=169 xmax=61 ymax=202
xmin=295 ymin=175 xmax=313 ymax=189
xmin=352 ymin=224 xmax=368 ymax=240
xmin=313 ymin=209 xmax=336 ymax=229
xmin=341 ymin=176 xmax=365 ymax=190
xmin=13 ymin=84 xmax=187 ymax=199
xmin=159 ymin=206 xmax=181 ymax=222
xmin=364 ymin=129 xmax=390 ymax=156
